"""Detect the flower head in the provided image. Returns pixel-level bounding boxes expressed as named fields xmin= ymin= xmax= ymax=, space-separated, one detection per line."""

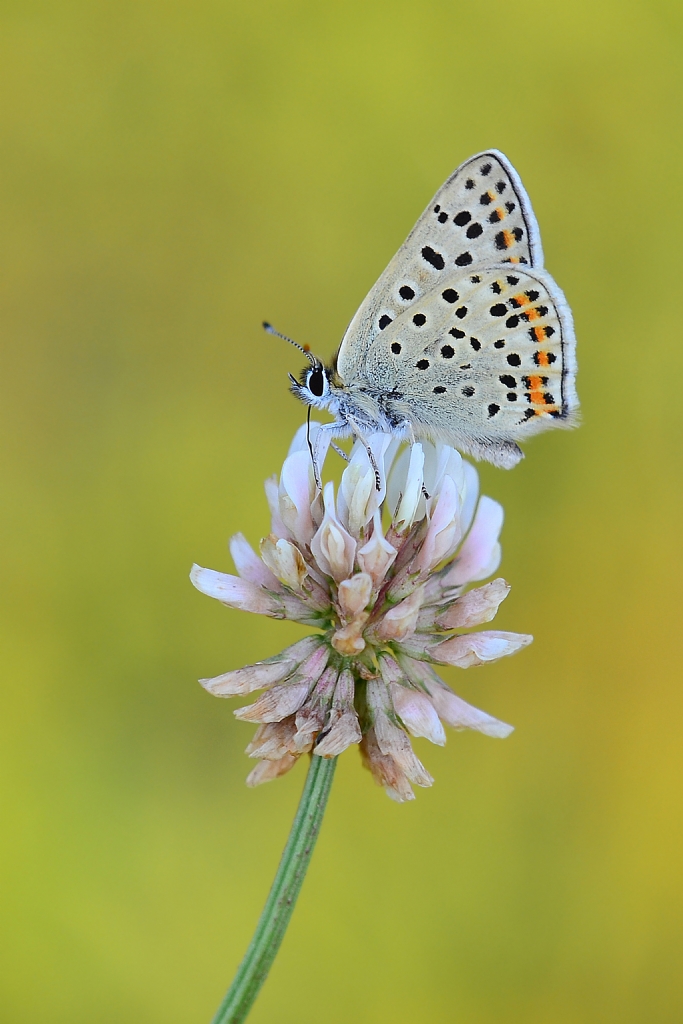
xmin=191 ymin=423 xmax=532 ymax=802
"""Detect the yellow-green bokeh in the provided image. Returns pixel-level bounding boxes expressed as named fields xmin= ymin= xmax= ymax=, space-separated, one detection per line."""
xmin=1 ymin=2 xmax=682 ymax=1021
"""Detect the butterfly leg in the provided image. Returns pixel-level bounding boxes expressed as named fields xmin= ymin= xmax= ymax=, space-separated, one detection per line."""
xmin=345 ymin=414 xmax=382 ymax=492
xmin=330 ymin=442 xmax=351 ymax=462
xmin=310 ymin=420 xmax=350 ymax=490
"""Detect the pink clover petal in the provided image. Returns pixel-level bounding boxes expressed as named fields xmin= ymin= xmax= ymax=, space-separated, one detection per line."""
xmin=234 ymin=681 xmax=311 ymax=723
xmin=367 ymin=679 xmax=433 ymax=787
xmin=292 ymin=666 xmax=339 ymax=753
xmin=374 ymin=586 xmax=425 ymax=642
xmin=443 ymin=496 xmax=504 ymax=586
xmin=201 ymin=661 xmax=292 ymax=697
xmin=360 ymin=729 xmax=416 ymax=802
xmin=395 ymin=653 xmax=514 ymax=738
xmin=431 ymin=630 xmax=533 ymax=668
xmin=438 ymin=578 xmax=511 ymax=629
xmin=245 ymin=719 xmax=298 ymax=759
xmin=416 ymin=475 xmax=462 ymax=572
xmin=246 ymin=753 xmax=299 ymax=786
xmin=190 ymin=565 xmax=283 ymax=617
xmin=310 ymin=481 xmax=356 ymax=582
xmin=389 ymin=682 xmax=446 ymax=745
xmin=264 ymin=476 xmax=289 ymax=539
xmin=314 ymin=708 xmax=362 ymax=757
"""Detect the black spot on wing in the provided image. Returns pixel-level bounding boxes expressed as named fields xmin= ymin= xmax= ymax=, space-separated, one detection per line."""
xmin=421 ymin=246 xmax=445 ymax=270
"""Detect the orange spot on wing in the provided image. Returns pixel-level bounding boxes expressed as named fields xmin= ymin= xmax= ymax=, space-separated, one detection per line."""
xmin=512 ymin=293 xmax=528 ymax=306
xmin=527 ymin=375 xmax=545 ymax=407
xmin=536 ymin=350 xmax=550 ymax=366
xmin=501 ymin=230 xmax=514 ymax=248
xmin=533 ymin=326 xmax=546 ymax=342
xmin=508 ymin=256 xmax=520 ymax=263
xmin=526 ymin=306 xmax=541 ymax=321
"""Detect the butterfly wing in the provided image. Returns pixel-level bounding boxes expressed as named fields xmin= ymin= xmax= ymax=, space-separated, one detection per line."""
xmin=337 ymin=151 xmax=543 ymax=382
xmin=359 ymin=265 xmax=577 ymax=467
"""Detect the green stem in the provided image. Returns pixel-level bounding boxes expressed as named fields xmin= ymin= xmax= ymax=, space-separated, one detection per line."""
xmin=211 ymin=754 xmax=338 ymax=1024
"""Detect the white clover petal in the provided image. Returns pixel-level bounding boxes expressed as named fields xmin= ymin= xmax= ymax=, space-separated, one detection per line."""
xmin=432 ymin=629 xmax=533 ymax=668
xmin=443 ymin=495 xmax=504 ymax=586
xmin=310 ymin=481 xmax=356 ymax=581
xmin=199 ymin=636 xmax=323 ymax=697
xmin=259 ymin=535 xmax=308 ymax=590
xmin=388 ymin=443 xmax=425 ymax=531
xmin=427 ymin=686 xmax=513 ymax=738
xmin=459 ymin=460 xmax=480 ymax=535
xmin=338 ymin=572 xmax=373 ymax=619
xmin=278 ymin=450 xmax=316 ymax=546
xmin=357 ymin=511 xmax=397 ymax=584
xmin=190 ymin=564 xmax=283 ymax=616
xmin=264 ymin=476 xmax=289 ymax=539
xmin=338 ymin=433 xmax=391 ymax=538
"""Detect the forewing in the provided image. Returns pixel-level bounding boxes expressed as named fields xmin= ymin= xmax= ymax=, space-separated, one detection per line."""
xmin=337 ymin=151 xmax=543 ymax=382
xmin=362 ymin=265 xmax=578 ymax=449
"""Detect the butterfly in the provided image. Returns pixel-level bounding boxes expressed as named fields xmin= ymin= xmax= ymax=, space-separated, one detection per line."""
xmin=276 ymin=150 xmax=578 ymax=473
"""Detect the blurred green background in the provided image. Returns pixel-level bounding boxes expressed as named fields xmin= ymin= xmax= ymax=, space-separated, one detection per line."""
xmin=1 ymin=1 xmax=682 ymax=1021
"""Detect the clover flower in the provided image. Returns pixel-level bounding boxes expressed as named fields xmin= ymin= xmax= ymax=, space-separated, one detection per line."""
xmin=191 ymin=424 xmax=531 ymax=802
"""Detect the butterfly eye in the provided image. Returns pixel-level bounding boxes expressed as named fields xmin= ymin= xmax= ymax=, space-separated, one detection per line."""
xmin=307 ymin=367 xmax=326 ymax=398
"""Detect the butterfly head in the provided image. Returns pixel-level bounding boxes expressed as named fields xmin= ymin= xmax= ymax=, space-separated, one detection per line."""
xmin=289 ymin=361 xmax=334 ymax=410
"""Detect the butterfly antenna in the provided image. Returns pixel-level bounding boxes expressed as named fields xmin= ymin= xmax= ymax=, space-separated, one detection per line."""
xmin=263 ymin=321 xmax=317 ymax=366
